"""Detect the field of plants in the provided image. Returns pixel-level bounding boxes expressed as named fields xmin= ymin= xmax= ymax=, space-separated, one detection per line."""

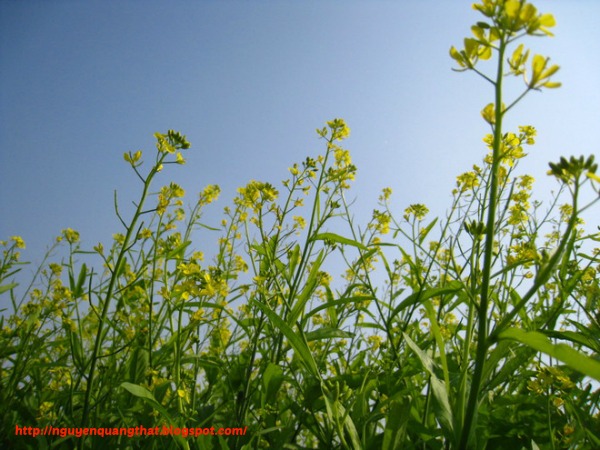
xmin=1 ymin=1 xmax=599 ymax=449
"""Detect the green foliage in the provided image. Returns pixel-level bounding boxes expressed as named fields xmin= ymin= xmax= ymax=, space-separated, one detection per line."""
xmin=1 ymin=1 xmax=600 ymax=449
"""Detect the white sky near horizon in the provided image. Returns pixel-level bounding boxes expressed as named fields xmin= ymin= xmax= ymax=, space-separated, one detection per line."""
xmin=1 ymin=1 xmax=599 ymax=312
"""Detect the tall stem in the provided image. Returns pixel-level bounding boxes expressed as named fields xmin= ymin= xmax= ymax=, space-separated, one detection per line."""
xmin=458 ymin=36 xmax=506 ymax=449
xmin=80 ymin=161 xmax=162 ymax=433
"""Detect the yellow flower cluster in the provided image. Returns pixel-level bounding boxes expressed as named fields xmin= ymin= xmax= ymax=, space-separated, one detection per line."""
xmin=404 ymin=204 xmax=429 ymax=221
xmin=379 ymin=187 xmax=392 ymax=202
xmin=481 ymin=126 xmax=536 ymax=169
xmin=9 ymin=235 xmax=26 ymax=249
xmin=58 ymin=228 xmax=80 ymax=244
xmin=527 ymin=366 xmax=574 ymax=395
xmin=508 ymin=176 xmax=534 ymax=227
xmin=371 ymin=210 xmax=391 ymax=235
xmin=292 ymin=216 xmax=306 ymax=232
xmin=1 ymin=236 xmax=26 ymax=272
xmin=456 ymin=167 xmax=481 ymax=193
xmin=235 ymin=180 xmax=279 ymax=211
xmin=199 ymin=184 xmax=221 ymax=206
xmin=156 ymin=182 xmax=185 ymax=215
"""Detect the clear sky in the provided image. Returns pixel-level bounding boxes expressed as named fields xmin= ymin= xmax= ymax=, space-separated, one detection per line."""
xmin=1 ymin=1 xmax=599 ymax=295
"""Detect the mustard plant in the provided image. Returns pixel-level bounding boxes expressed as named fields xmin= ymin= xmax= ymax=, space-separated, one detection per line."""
xmin=1 ymin=1 xmax=600 ymax=449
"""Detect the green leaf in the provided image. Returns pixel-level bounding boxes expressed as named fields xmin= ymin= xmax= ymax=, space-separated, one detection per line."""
xmin=403 ymin=333 xmax=454 ymax=435
xmin=127 ymin=347 xmax=149 ymax=384
xmin=253 ymin=300 xmax=319 ymax=378
xmin=262 ymin=363 xmax=284 ymax=407
xmin=290 ymin=249 xmax=325 ymax=324
xmin=544 ymin=328 xmax=600 ymax=354
xmin=167 ymin=240 xmax=191 ymax=259
xmin=0 ymin=283 xmax=18 ymax=295
xmin=419 ymin=217 xmax=439 ymax=245
xmin=304 ymin=296 xmax=375 ymax=327
xmin=121 ymin=381 xmax=157 ymax=402
xmin=484 ymin=340 xmax=535 ymax=391
xmin=121 ymin=382 xmax=188 ymax=449
xmin=311 ymin=232 xmax=369 ymax=251
xmin=390 ymin=281 xmax=463 ymax=322
xmin=322 ymin=387 xmax=361 ymax=450
xmin=287 ymin=244 xmax=301 ymax=279
xmin=498 ymin=328 xmax=600 ymax=381
xmin=382 ymin=398 xmax=410 ymax=450
xmin=68 ymin=329 xmax=86 ymax=373
xmin=305 ymin=327 xmax=354 ymax=342
xmin=423 ymin=300 xmax=450 ymax=390
xmin=74 ymin=263 xmax=88 ymax=298
xmin=343 ymin=407 xmax=362 ymax=450
xmin=120 ymin=382 xmax=172 ymax=420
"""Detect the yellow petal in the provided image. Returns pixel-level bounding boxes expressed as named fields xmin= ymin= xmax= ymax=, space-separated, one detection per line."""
xmin=539 ymin=13 xmax=556 ymax=28
xmin=504 ymin=0 xmax=520 ymax=20
xmin=543 ymin=81 xmax=561 ymax=89
xmin=586 ymin=172 xmax=600 ymax=183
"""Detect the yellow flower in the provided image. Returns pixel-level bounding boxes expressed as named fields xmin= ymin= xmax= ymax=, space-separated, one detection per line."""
xmin=327 ymin=118 xmax=350 ymax=140
xmin=234 ymin=255 xmax=248 ymax=272
xmin=159 ymin=286 xmax=170 ymax=300
xmin=10 ymin=236 xmax=26 ymax=249
xmin=62 ymin=228 xmax=80 ymax=244
xmin=456 ymin=171 xmax=480 ymax=193
xmin=200 ymin=184 xmax=221 ymax=205
xmin=404 ymin=204 xmax=429 ymax=221
xmin=481 ymin=103 xmax=496 ymax=124
xmin=367 ymin=335 xmax=383 ymax=350
xmin=138 ymin=228 xmax=153 ymax=239
xmin=334 ymin=148 xmax=352 ymax=166
xmin=552 ymin=396 xmax=564 ymax=408
xmin=379 ymin=187 xmax=392 ymax=202
xmin=191 ymin=308 xmax=205 ymax=322
xmin=293 ymin=216 xmax=307 ymax=230
xmin=176 ymin=389 xmax=190 ymax=403
xmin=49 ymin=263 xmax=62 ymax=277
xmin=518 ymin=174 xmax=535 ymax=189
xmin=371 ymin=210 xmax=391 ymax=234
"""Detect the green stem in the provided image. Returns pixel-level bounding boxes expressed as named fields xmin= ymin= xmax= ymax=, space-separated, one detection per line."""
xmin=457 ymin=232 xmax=481 ymax=436
xmin=274 ymin=136 xmax=333 ymax=364
xmin=80 ymin=158 xmax=163 ymax=432
xmin=458 ymin=36 xmax=506 ymax=450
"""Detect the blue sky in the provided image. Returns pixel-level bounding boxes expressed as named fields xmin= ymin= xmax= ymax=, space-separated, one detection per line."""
xmin=1 ymin=1 xmax=599 ymax=294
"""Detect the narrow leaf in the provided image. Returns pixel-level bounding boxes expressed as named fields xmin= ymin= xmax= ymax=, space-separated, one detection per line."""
xmin=262 ymin=363 xmax=284 ymax=406
xmin=382 ymin=398 xmax=410 ymax=450
xmin=120 ymin=382 xmax=172 ymax=421
xmin=403 ymin=333 xmax=454 ymax=434
xmin=254 ymin=300 xmax=319 ymax=377
xmin=390 ymin=281 xmax=463 ymax=321
xmin=74 ymin=263 xmax=88 ymax=298
xmin=311 ymin=232 xmax=369 ymax=251
xmin=290 ymin=249 xmax=325 ymax=323
xmin=419 ymin=217 xmax=439 ymax=244
xmin=305 ymin=327 xmax=354 ymax=342
xmin=0 ymin=283 xmax=18 ymax=295
xmin=498 ymin=328 xmax=600 ymax=381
